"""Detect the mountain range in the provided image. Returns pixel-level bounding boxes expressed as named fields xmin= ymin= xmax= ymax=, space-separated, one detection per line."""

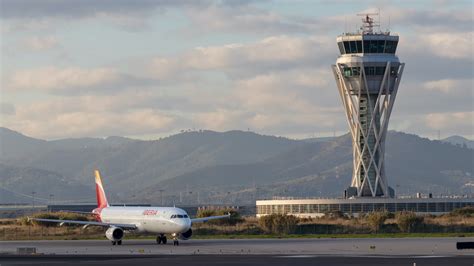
xmin=0 ymin=127 xmax=472 ymax=205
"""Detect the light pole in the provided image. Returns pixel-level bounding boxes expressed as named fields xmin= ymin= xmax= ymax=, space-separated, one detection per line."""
xmin=159 ymin=189 xmax=164 ymax=206
xmin=31 ymin=191 xmax=36 ymax=209
xmin=49 ymin=194 xmax=54 ymax=212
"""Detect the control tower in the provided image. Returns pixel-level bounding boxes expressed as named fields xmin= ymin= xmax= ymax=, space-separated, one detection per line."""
xmin=332 ymin=14 xmax=404 ymax=198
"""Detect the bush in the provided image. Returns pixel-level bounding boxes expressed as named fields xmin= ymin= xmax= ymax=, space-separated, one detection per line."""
xmin=30 ymin=213 xmax=60 ymax=227
xmin=366 ymin=211 xmax=389 ymax=233
xmin=396 ymin=211 xmax=424 ymax=233
xmin=448 ymin=207 xmax=474 ymax=217
xmin=258 ymin=214 xmax=299 ymax=235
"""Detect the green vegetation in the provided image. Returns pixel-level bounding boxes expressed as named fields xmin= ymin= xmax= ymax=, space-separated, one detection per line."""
xmin=396 ymin=212 xmax=424 ymax=233
xmin=366 ymin=211 xmax=389 ymax=233
xmin=447 ymin=207 xmax=474 ymax=217
xmin=258 ymin=214 xmax=298 ymax=234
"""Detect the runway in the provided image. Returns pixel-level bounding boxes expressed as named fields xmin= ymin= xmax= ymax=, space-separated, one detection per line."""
xmin=1 ymin=254 xmax=474 ymax=266
xmin=1 ymin=237 xmax=473 ymax=256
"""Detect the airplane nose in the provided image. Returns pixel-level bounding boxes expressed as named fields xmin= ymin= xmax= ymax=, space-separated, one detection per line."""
xmin=175 ymin=219 xmax=191 ymax=232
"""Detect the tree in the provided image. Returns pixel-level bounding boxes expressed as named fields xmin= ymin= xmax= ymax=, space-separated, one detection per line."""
xmin=396 ymin=211 xmax=424 ymax=233
xmin=366 ymin=211 xmax=389 ymax=233
xmin=258 ymin=214 xmax=298 ymax=235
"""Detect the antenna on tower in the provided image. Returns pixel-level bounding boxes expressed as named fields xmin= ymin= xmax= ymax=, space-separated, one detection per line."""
xmin=357 ymin=12 xmax=380 ymax=34
xmin=388 ymin=16 xmax=391 ymax=32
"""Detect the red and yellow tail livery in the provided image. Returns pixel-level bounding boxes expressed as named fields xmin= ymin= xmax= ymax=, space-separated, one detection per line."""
xmin=94 ymin=170 xmax=109 ymax=209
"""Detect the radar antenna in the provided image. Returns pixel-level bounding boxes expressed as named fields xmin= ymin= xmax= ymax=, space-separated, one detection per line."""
xmin=357 ymin=13 xmax=380 ymax=34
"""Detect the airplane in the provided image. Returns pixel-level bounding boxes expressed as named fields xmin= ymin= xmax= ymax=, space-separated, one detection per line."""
xmin=30 ymin=170 xmax=230 ymax=246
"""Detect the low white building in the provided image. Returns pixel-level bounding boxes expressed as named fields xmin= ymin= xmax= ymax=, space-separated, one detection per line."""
xmin=256 ymin=197 xmax=474 ymax=218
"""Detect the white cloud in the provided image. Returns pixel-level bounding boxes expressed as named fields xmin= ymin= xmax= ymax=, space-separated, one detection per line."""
xmin=423 ymin=79 xmax=472 ymax=94
xmin=0 ymin=102 xmax=15 ymax=115
xmin=424 ymin=111 xmax=474 ymax=134
xmin=21 ymin=36 xmax=59 ymax=51
xmin=149 ymin=35 xmax=333 ymax=79
xmin=6 ymin=66 xmax=124 ymax=93
xmin=6 ymin=104 xmax=176 ymax=139
xmin=424 ymin=32 xmax=473 ymax=59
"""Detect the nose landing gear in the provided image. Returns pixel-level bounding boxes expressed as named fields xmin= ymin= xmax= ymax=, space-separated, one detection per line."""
xmin=171 ymin=233 xmax=179 ymax=246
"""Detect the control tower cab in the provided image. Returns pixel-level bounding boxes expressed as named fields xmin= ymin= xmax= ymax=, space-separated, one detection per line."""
xmin=332 ymin=14 xmax=404 ymax=198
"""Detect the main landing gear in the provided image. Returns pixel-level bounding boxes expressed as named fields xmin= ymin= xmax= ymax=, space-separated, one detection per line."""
xmin=156 ymin=234 xmax=167 ymax=245
xmin=111 ymin=240 xmax=122 ymax=245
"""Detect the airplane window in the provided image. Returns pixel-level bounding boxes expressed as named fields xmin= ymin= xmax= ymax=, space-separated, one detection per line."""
xmin=183 ymin=215 xmax=189 ymax=218
xmin=170 ymin=215 xmax=175 ymax=218
xmin=177 ymin=214 xmax=184 ymax=218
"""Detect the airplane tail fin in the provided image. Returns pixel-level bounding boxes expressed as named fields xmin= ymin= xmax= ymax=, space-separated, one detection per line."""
xmin=94 ymin=170 xmax=109 ymax=208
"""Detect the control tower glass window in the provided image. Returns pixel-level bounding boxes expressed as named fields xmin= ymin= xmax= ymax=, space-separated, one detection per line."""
xmin=338 ymin=42 xmax=345 ymax=54
xmin=384 ymin=41 xmax=398 ymax=54
xmin=344 ymin=42 xmax=350 ymax=54
xmin=349 ymin=41 xmax=357 ymax=53
xmin=377 ymin=40 xmax=385 ymax=53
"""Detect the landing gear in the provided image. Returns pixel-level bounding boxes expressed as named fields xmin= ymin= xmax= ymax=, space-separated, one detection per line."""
xmin=156 ymin=234 xmax=167 ymax=245
xmin=112 ymin=240 xmax=122 ymax=245
xmin=171 ymin=233 xmax=179 ymax=246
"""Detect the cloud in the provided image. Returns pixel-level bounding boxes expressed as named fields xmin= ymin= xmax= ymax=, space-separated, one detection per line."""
xmin=6 ymin=103 xmax=177 ymax=139
xmin=0 ymin=0 xmax=210 ymax=20
xmin=424 ymin=111 xmax=474 ymax=134
xmin=423 ymin=32 xmax=473 ymax=59
xmin=150 ymin=35 xmax=334 ymax=79
xmin=20 ymin=36 xmax=59 ymax=51
xmin=0 ymin=102 xmax=15 ymax=115
xmin=185 ymin=4 xmax=313 ymax=35
xmin=5 ymin=66 xmax=149 ymax=94
xmin=423 ymin=79 xmax=472 ymax=94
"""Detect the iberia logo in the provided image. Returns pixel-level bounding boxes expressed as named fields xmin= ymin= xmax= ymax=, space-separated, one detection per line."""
xmin=143 ymin=210 xmax=158 ymax=215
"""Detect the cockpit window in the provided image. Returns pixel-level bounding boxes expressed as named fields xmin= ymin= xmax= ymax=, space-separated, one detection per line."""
xmin=171 ymin=214 xmax=188 ymax=219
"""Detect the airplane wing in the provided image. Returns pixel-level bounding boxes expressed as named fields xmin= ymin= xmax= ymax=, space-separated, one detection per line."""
xmin=191 ymin=213 xmax=231 ymax=223
xmin=29 ymin=217 xmax=137 ymax=230
xmin=58 ymin=210 xmax=96 ymax=215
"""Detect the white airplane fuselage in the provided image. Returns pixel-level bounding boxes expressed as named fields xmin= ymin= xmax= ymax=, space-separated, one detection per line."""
xmin=95 ymin=206 xmax=191 ymax=234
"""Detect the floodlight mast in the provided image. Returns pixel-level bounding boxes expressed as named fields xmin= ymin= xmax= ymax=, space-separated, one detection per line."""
xmin=332 ymin=14 xmax=404 ymax=198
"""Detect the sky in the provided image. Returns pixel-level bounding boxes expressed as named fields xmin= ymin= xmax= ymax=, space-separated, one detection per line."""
xmin=0 ymin=0 xmax=473 ymax=140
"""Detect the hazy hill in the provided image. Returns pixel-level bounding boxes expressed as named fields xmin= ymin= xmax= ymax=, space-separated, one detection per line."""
xmin=0 ymin=127 xmax=472 ymax=205
xmin=0 ymin=127 xmax=47 ymax=159
xmin=442 ymin=135 xmax=474 ymax=149
xmin=144 ymin=131 xmax=473 ymax=204
xmin=0 ymin=128 xmax=300 ymax=202
xmin=0 ymin=163 xmax=92 ymax=204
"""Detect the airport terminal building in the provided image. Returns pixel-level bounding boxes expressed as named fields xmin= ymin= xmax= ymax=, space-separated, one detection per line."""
xmin=256 ymin=197 xmax=474 ymax=218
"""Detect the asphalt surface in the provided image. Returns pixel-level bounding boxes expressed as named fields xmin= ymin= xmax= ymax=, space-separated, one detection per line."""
xmin=1 ymin=238 xmax=473 ymax=265
xmin=0 ymin=254 xmax=473 ymax=266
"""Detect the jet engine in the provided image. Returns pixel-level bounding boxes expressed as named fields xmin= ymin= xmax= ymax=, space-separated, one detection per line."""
xmin=179 ymin=228 xmax=193 ymax=240
xmin=105 ymin=227 xmax=124 ymax=241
